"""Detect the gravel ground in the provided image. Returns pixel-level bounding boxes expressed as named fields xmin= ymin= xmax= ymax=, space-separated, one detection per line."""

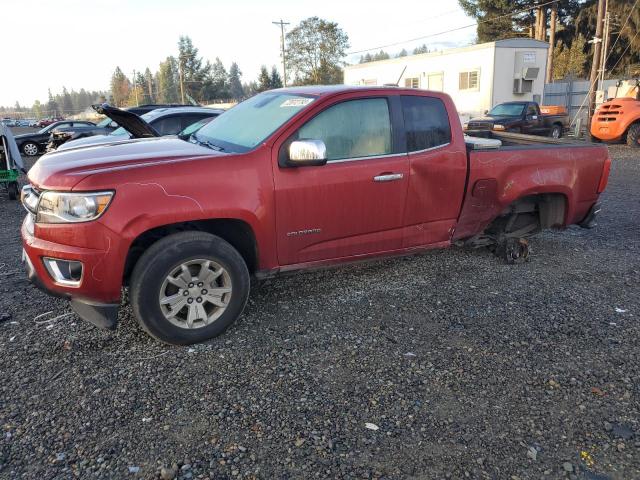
xmin=0 ymin=146 xmax=638 ymax=480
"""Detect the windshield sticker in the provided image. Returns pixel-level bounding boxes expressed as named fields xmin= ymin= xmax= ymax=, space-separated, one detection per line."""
xmin=280 ymin=98 xmax=313 ymax=108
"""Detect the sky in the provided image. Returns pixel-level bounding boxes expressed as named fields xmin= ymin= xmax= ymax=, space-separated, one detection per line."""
xmin=0 ymin=0 xmax=476 ymax=107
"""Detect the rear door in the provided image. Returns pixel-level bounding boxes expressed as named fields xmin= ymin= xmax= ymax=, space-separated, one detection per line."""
xmin=272 ymin=94 xmax=409 ymax=266
xmin=400 ymin=94 xmax=468 ymax=247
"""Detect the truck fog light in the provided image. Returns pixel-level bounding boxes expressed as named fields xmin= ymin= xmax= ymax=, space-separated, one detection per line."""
xmin=42 ymin=257 xmax=83 ymax=286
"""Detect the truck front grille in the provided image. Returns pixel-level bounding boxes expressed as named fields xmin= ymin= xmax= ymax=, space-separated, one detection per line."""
xmin=467 ymin=122 xmax=492 ymax=130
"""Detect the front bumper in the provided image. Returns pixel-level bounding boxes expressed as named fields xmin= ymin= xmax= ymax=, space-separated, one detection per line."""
xmin=21 ymin=215 xmax=121 ymax=329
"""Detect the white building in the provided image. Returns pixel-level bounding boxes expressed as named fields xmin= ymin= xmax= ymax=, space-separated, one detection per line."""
xmin=343 ymin=38 xmax=549 ymax=122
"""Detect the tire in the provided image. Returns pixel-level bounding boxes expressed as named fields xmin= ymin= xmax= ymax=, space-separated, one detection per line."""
xmin=549 ymin=124 xmax=562 ymax=139
xmin=7 ymin=182 xmax=19 ymax=200
xmin=21 ymin=141 xmax=39 ymax=156
xmin=627 ymin=123 xmax=640 ymax=148
xmin=130 ymin=231 xmax=250 ymax=345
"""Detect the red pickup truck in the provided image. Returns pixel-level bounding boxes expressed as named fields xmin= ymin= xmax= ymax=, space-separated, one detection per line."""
xmin=21 ymin=86 xmax=610 ymax=345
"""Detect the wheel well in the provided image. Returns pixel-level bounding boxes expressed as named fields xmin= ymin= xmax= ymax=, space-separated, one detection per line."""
xmin=464 ymin=193 xmax=566 ymax=248
xmin=123 ymin=219 xmax=258 ymax=284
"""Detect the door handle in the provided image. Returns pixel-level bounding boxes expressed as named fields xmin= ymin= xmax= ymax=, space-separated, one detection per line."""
xmin=373 ymin=173 xmax=403 ymax=182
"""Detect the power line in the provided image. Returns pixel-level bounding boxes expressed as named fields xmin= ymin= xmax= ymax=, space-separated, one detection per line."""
xmin=347 ymin=0 xmax=560 ymax=55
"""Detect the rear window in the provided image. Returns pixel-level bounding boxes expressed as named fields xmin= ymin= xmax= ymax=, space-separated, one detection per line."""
xmin=401 ymin=96 xmax=451 ymax=152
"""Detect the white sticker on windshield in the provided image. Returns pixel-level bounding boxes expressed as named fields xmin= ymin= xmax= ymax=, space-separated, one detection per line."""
xmin=280 ymin=98 xmax=313 ymax=108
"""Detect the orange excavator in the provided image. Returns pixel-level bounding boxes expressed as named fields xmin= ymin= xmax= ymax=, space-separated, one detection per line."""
xmin=591 ymin=79 xmax=640 ymax=147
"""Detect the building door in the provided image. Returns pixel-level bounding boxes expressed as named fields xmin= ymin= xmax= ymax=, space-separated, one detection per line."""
xmin=427 ymin=73 xmax=444 ymax=91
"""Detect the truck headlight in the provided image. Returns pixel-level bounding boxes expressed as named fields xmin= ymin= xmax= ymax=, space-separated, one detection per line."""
xmin=492 ymin=124 xmax=506 ymax=131
xmin=36 ymin=191 xmax=114 ymax=223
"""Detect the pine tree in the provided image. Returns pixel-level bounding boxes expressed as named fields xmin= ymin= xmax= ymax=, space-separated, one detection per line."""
xmin=257 ymin=66 xmax=271 ymax=92
xmin=228 ymin=62 xmax=244 ymax=100
xmin=157 ymin=57 xmax=180 ymax=104
xmin=270 ymin=66 xmax=283 ymax=88
xmin=110 ymin=67 xmax=131 ymax=107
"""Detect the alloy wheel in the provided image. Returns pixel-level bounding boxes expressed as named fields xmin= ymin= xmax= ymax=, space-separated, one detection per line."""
xmin=158 ymin=259 xmax=232 ymax=329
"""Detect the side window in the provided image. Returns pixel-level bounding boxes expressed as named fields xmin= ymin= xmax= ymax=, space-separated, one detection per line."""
xmin=297 ymin=98 xmax=392 ymax=161
xmin=401 ymin=95 xmax=451 ymax=152
xmin=152 ymin=116 xmax=182 ymax=135
xmin=180 ymin=113 xmax=215 ymax=131
xmin=527 ymin=104 xmax=537 ymax=116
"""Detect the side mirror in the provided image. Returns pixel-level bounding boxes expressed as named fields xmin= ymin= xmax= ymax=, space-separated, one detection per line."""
xmin=287 ymin=139 xmax=327 ymax=166
xmin=484 ymin=110 xmax=488 ymax=115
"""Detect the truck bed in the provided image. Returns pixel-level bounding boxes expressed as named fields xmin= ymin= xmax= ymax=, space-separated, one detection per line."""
xmin=455 ymin=131 xmax=609 ymax=241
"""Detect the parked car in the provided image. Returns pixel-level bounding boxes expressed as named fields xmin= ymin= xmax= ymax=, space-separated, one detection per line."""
xmin=35 ymin=117 xmax=64 ymax=128
xmin=56 ymin=105 xmax=224 ymax=151
xmin=15 ymin=119 xmax=33 ymax=127
xmin=14 ymin=120 xmax=96 ymax=156
xmin=47 ymin=104 xmax=207 ymax=151
xmin=1 ymin=118 xmax=17 ymax=127
xmin=21 ymin=86 xmax=610 ymax=345
xmin=465 ymin=101 xmax=569 ymax=138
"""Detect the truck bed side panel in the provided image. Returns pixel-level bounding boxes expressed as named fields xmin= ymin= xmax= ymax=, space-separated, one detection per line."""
xmin=453 ymin=144 xmax=608 ymax=240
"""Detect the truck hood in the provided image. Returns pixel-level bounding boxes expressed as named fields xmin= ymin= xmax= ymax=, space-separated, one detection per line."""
xmin=28 ymin=137 xmax=219 ymax=190
xmin=469 ymin=115 xmax=515 ymax=124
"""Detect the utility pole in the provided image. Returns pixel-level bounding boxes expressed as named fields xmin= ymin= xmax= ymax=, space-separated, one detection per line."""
xmin=132 ymin=69 xmax=139 ymax=106
xmin=272 ymin=19 xmax=290 ymax=86
xmin=147 ymin=74 xmax=154 ymax=103
xmin=546 ymin=1 xmax=558 ymax=83
xmin=599 ymin=0 xmax=610 ymax=87
xmin=179 ymin=58 xmax=185 ymax=104
xmin=588 ymin=0 xmax=606 ymax=122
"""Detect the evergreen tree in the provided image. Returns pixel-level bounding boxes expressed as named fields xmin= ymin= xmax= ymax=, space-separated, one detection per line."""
xmin=143 ymin=68 xmax=155 ymax=103
xmin=270 ymin=66 xmax=283 ymax=88
xmin=209 ymin=58 xmax=229 ymax=100
xmin=397 ymin=49 xmax=408 ymax=58
xmin=257 ymin=66 xmax=271 ymax=92
xmin=60 ymin=87 xmax=73 ymax=115
xmin=178 ymin=36 xmax=211 ymax=101
xmin=46 ymin=89 xmax=59 ymax=117
xmin=413 ymin=44 xmax=429 ymax=54
xmin=110 ymin=67 xmax=131 ymax=107
xmin=157 ymin=56 xmax=180 ymax=104
xmin=228 ymin=62 xmax=244 ymax=100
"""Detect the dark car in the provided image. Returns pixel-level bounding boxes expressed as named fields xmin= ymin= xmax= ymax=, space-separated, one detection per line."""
xmin=15 ymin=120 xmax=96 ymax=156
xmin=465 ymin=101 xmax=569 ymax=138
xmin=47 ymin=104 xmax=202 ymax=151
xmin=57 ymin=104 xmax=224 ymax=151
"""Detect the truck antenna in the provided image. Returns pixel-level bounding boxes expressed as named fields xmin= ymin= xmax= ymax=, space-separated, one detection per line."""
xmin=395 ymin=66 xmax=407 ymax=86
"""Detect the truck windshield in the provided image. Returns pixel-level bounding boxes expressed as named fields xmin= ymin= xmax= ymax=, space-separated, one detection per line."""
xmin=193 ymin=92 xmax=316 ymax=153
xmin=488 ymin=103 xmax=526 ymax=117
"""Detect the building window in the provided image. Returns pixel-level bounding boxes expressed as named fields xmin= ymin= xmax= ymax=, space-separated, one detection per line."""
xmin=459 ymin=70 xmax=479 ymax=90
xmin=404 ymin=77 xmax=419 ymax=89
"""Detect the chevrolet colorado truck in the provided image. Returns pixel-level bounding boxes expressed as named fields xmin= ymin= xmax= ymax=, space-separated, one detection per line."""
xmin=21 ymin=86 xmax=610 ymax=345
xmin=465 ymin=101 xmax=569 ymax=138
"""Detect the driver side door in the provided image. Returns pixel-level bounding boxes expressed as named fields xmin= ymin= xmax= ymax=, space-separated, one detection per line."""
xmin=272 ymin=95 xmax=409 ymax=266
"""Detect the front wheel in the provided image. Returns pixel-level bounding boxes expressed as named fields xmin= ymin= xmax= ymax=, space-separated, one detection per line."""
xmin=549 ymin=125 xmax=562 ymax=139
xmin=21 ymin=142 xmax=39 ymax=156
xmin=130 ymin=231 xmax=250 ymax=345
xmin=627 ymin=123 xmax=640 ymax=147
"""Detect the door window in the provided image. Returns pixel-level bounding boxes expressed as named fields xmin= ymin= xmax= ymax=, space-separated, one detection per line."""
xmin=297 ymin=98 xmax=392 ymax=161
xmin=401 ymin=96 xmax=451 ymax=151
xmin=152 ymin=116 xmax=182 ymax=135
xmin=526 ymin=104 xmax=537 ymax=117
